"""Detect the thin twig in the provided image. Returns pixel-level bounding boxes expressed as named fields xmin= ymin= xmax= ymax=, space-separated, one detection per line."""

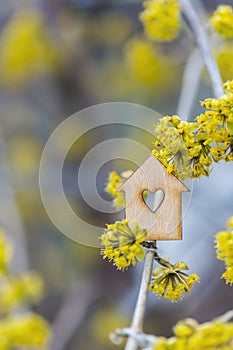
xmin=179 ymin=0 xmax=224 ymax=99
xmin=124 ymin=248 xmax=155 ymax=350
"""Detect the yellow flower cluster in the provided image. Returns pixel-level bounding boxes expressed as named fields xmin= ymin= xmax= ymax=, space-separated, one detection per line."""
xmin=153 ymin=80 xmax=233 ymax=179
xmin=215 ymin=216 xmax=233 ymax=285
xmin=124 ymin=38 xmax=165 ymax=84
xmin=0 ymin=229 xmax=51 ymax=349
xmin=105 ymin=170 xmax=132 ymax=208
xmin=105 ymin=171 xmax=124 ymax=208
xmin=101 ymin=223 xmax=199 ymax=300
xmin=199 ymin=81 xmax=233 ymax=163
xmin=153 ymin=116 xmax=197 ymax=180
xmin=153 ymin=312 xmax=233 ymax=350
xmin=0 ymin=313 xmax=50 ymax=349
xmin=149 ymin=261 xmax=199 ymax=301
xmin=140 ymin=0 xmax=181 ymax=42
xmin=0 ymin=10 xmax=61 ymax=86
xmin=211 ymin=5 xmax=233 ymax=39
xmin=0 ymin=230 xmax=11 ymax=276
xmin=100 ymin=220 xmax=146 ymax=270
xmin=0 ymin=272 xmax=44 ymax=313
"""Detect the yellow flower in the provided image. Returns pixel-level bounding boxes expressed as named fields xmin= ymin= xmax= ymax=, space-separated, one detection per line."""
xmin=173 ymin=318 xmax=198 ymax=338
xmin=216 ymin=217 xmax=233 ymax=285
xmin=153 ymin=312 xmax=233 ymax=350
xmin=100 ymin=220 xmax=147 ymax=270
xmin=227 ymin=216 xmax=233 ymax=228
xmin=0 ymin=228 xmax=51 ymax=349
xmin=153 ymin=116 xmax=195 ymax=180
xmin=0 ymin=272 xmax=44 ymax=313
xmin=124 ymin=38 xmax=165 ymax=84
xmin=0 ymin=230 xmax=11 ymax=276
xmin=153 ymin=80 xmax=233 ymax=179
xmin=105 ymin=170 xmax=132 ymax=208
xmin=105 ymin=171 xmax=122 ymax=198
xmin=149 ymin=261 xmax=199 ymax=301
xmin=140 ymin=0 xmax=181 ymax=42
xmin=216 ymin=230 xmax=233 ymax=266
xmin=221 ymin=266 xmax=233 ymax=285
xmin=211 ymin=5 xmax=233 ymax=39
xmin=92 ymin=307 xmax=129 ymax=345
xmin=216 ymin=44 xmax=233 ymax=81
xmin=0 ymin=313 xmax=50 ymax=349
xmin=0 ymin=10 xmax=61 ymax=86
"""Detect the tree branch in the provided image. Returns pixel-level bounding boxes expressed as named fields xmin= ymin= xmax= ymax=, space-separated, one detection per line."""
xmin=179 ymin=0 xmax=224 ymax=99
xmin=124 ymin=248 xmax=155 ymax=350
xmin=177 ymin=48 xmax=203 ymax=119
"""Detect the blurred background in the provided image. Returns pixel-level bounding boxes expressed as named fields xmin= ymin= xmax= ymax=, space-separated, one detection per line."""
xmin=0 ymin=0 xmax=233 ymax=349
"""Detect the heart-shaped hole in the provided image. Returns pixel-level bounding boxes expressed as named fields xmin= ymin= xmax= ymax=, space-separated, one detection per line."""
xmin=142 ymin=189 xmax=165 ymax=213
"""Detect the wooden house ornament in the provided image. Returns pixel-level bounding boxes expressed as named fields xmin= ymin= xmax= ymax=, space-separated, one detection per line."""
xmin=118 ymin=155 xmax=189 ymax=241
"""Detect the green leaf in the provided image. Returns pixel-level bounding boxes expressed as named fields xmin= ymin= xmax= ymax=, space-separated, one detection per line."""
xmin=136 ymin=246 xmax=145 ymax=261
xmin=152 ymin=267 xmax=166 ymax=278
xmin=173 ymin=261 xmax=189 ymax=271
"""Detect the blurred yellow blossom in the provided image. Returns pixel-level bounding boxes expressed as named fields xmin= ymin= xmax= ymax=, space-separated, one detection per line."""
xmin=216 ymin=44 xmax=233 ymax=81
xmin=173 ymin=318 xmax=198 ymax=338
xmin=211 ymin=5 xmax=233 ymax=39
xmin=7 ymin=137 xmax=42 ymax=175
xmin=0 ymin=10 xmax=61 ymax=86
xmin=0 ymin=230 xmax=11 ymax=276
xmin=153 ymin=312 xmax=233 ymax=349
xmin=140 ymin=0 xmax=181 ymax=42
xmin=0 ymin=272 xmax=44 ymax=313
xmin=0 ymin=313 xmax=50 ymax=349
xmin=0 ymin=229 xmax=51 ymax=349
xmin=124 ymin=38 xmax=165 ymax=84
xmin=97 ymin=47 xmax=181 ymax=103
xmin=227 ymin=216 xmax=233 ymax=228
xmin=105 ymin=170 xmax=132 ymax=208
xmin=92 ymin=307 xmax=129 ymax=345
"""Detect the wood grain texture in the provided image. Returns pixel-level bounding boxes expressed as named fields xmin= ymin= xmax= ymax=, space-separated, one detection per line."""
xmin=118 ymin=155 xmax=189 ymax=241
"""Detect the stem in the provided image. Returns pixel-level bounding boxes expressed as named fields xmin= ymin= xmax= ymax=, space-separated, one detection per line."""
xmin=179 ymin=0 xmax=224 ymax=98
xmin=124 ymin=249 xmax=155 ymax=350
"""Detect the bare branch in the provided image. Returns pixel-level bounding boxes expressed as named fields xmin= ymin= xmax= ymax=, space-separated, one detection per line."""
xmin=177 ymin=48 xmax=203 ymax=119
xmin=179 ymin=0 xmax=224 ymax=98
xmin=124 ymin=248 xmax=155 ymax=350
